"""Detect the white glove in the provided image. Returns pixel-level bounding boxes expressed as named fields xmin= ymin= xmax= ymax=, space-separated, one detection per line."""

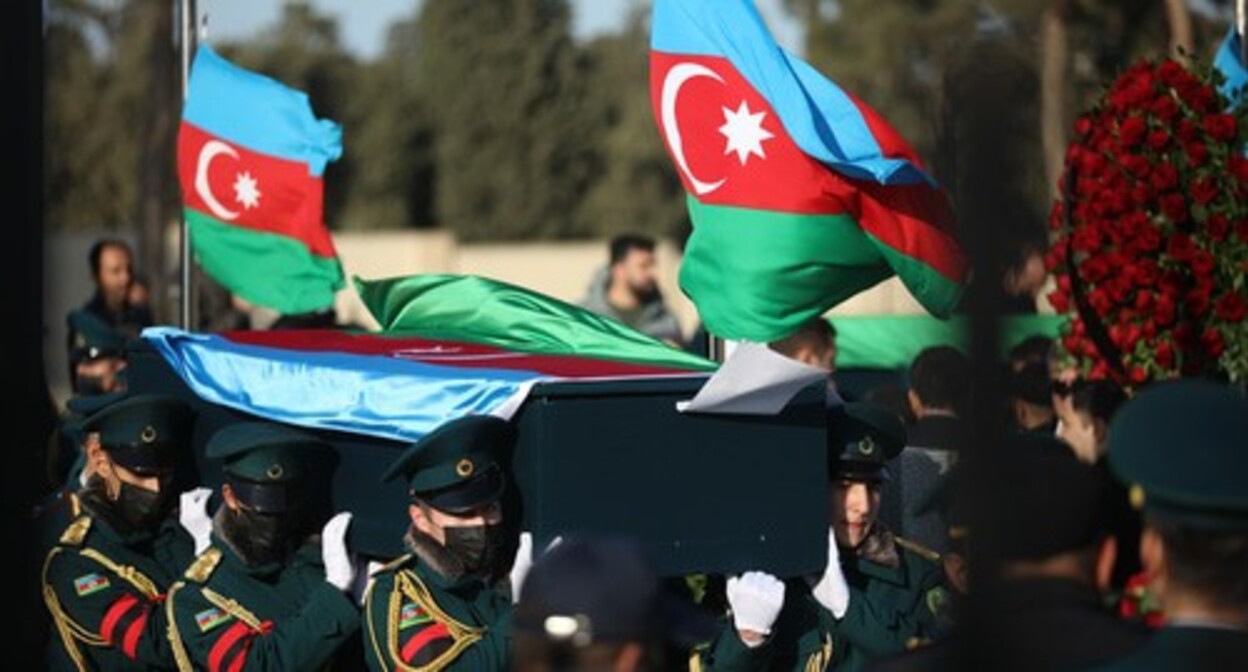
xmin=322 ymin=512 xmax=356 ymax=592
xmin=509 ymin=533 xmax=563 ymax=603
xmin=726 ymin=571 xmax=786 ymax=640
xmin=178 ymin=487 xmax=214 ymax=556
xmin=810 ymin=527 xmax=850 ymax=618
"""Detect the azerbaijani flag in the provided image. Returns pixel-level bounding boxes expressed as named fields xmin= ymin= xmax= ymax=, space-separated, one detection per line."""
xmin=177 ymin=45 xmax=345 ymax=315
xmin=650 ymin=0 xmax=968 ymax=343
xmin=143 ymin=274 xmax=714 ymax=443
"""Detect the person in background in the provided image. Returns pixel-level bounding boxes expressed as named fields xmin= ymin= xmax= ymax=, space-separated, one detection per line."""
xmin=1053 ymin=378 xmax=1127 ymax=465
xmin=512 ymin=537 xmax=715 ymax=672
xmin=1089 ymin=379 xmax=1248 ymax=671
xmin=1005 ymin=336 xmax=1058 ymax=435
xmin=66 ymin=238 xmax=153 ymax=356
xmin=581 ymin=233 xmax=684 ymax=347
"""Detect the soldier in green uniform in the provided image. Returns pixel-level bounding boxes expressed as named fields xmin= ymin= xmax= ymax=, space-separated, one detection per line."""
xmin=166 ymin=421 xmax=362 ymax=672
xmin=1088 ymin=379 xmax=1248 ymax=671
xmin=41 ymin=393 xmax=199 ymax=671
xmin=695 ymin=402 xmax=948 ymax=672
xmin=363 ymin=415 xmax=520 ymax=671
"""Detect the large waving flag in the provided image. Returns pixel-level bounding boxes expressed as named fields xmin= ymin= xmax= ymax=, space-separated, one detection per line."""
xmin=143 ymin=274 xmax=713 ymax=443
xmin=650 ymin=0 xmax=968 ymax=342
xmin=177 ymin=45 xmax=345 ymax=315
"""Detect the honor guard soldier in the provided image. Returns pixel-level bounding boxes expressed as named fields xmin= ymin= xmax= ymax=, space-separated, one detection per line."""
xmin=41 ymin=394 xmax=198 ymax=671
xmin=1088 ymin=380 xmax=1248 ymax=671
xmin=696 ymin=402 xmax=947 ymax=672
xmin=363 ymin=415 xmax=521 ymax=671
xmin=166 ymin=421 xmax=361 ymax=672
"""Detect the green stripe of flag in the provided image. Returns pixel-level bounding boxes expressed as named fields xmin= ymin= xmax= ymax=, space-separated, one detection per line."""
xmin=865 ymin=232 xmax=966 ymax=320
xmin=680 ymin=197 xmax=891 ymax=343
xmin=187 ymin=209 xmax=344 ymax=315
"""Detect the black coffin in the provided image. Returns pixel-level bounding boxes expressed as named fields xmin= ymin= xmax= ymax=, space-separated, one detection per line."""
xmin=123 ymin=338 xmax=829 ymax=578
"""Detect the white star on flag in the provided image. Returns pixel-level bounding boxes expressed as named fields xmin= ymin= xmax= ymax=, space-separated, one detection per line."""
xmin=719 ymin=101 xmax=774 ymax=165
xmin=233 ymin=171 xmax=262 ymax=210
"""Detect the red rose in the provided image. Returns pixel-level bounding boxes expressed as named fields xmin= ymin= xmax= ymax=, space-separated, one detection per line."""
xmin=1119 ymin=116 xmax=1147 ymax=147
xmin=1189 ymin=85 xmax=1218 ymax=112
xmin=1135 ymin=291 xmax=1154 ymax=310
xmin=1191 ymin=249 xmax=1215 ymax=276
xmin=1073 ymin=226 xmax=1102 ymax=253
xmin=1129 ymin=366 xmax=1149 ymax=384
xmin=1146 ymin=129 xmax=1171 ymax=150
xmin=1231 ymin=154 xmax=1248 ymax=184
xmin=1207 ymin=213 xmax=1230 ymax=242
xmin=1048 ymin=289 xmax=1070 ymax=314
xmin=1090 ymin=287 xmax=1114 ymax=314
xmin=1166 ymin=233 xmax=1196 ymax=260
xmin=1237 ymin=220 xmax=1248 ymax=242
xmin=1074 ymin=115 xmax=1093 ymax=137
xmin=1090 ymin=361 xmax=1111 ymax=380
xmin=1158 ymin=60 xmax=1188 ymax=88
xmin=1150 ymin=163 xmax=1179 ymax=191
xmin=1134 ymin=223 xmax=1162 ymax=253
xmin=1202 ymin=327 xmax=1226 ymax=358
xmin=1155 ymin=294 xmax=1177 ymax=325
xmin=1215 ymin=292 xmax=1248 ymax=322
xmin=1187 ymin=142 xmax=1209 ymax=168
xmin=1156 ymin=340 xmax=1175 ymax=369
xmin=1144 ymin=613 xmax=1165 ymax=630
xmin=1130 ymin=184 xmax=1152 ymax=207
xmin=1151 ymin=94 xmax=1179 ymax=121
xmin=1161 ymin=194 xmax=1188 ymax=223
xmin=1175 ymin=323 xmax=1195 ymax=347
xmin=1191 ymin=177 xmax=1220 ymax=205
xmin=1202 ymin=113 xmax=1237 ymax=142
xmin=1057 ymin=274 xmax=1072 ymax=293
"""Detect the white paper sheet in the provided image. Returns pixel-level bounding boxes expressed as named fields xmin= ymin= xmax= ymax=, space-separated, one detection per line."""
xmin=676 ymin=341 xmax=833 ymax=415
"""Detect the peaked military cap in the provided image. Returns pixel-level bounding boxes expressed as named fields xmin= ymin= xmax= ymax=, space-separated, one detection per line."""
xmin=1108 ymin=379 xmax=1248 ymax=530
xmin=67 ymin=310 xmax=127 ymax=362
xmin=80 ymin=393 xmax=193 ymax=475
xmin=827 ymin=401 xmax=907 ymax=482
xmin=206 ymin=421 xmax=333 ymax=513
xmin=381 ymin=415 xmax=514 ymax=514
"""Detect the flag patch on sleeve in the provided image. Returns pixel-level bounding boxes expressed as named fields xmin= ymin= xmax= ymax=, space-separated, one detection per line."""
xmin=73 ymin=573 xmax=110 ymax=597
xmin=398 ymin=603 xmax=431 ymax=630
xmin=195 ymin=607 xmax=232 ymax=632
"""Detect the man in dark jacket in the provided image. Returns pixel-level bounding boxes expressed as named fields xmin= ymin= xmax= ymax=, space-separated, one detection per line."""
xmin=580 ymin=233 xmax=684 ymax=346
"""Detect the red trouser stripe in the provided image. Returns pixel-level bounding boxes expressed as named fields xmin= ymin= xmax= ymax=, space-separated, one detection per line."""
xmin=401 ymin=622 xmax=450 ymax=664
xmin=209 ymin=622 xmax=253 ymax=672
xmin=100 ymin=594 xmax=140 ymax=644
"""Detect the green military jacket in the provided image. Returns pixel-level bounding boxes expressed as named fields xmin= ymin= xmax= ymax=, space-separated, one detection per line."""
xmin=166 ymin=533 xmax=361 ymax=672
xmin=362 ymin=541 xmax=512 ymax=671
xmin=42 ymin=505 xmax=195 ymax=671
xmin=695 ymin=529 xmax=947 ymax=672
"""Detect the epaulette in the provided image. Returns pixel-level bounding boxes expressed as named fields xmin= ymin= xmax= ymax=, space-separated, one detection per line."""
xmin=59 ymin=515 xmax=92 ymax=547
xmin=184 ymin=547 xmax=223 ymax=583
xmin=895 ymin=536 xmax=941 ymax=563
xmin=374 ymin=553 xmax=413 ymax=576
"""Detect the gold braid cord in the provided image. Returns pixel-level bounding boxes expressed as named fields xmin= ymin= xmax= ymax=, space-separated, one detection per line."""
xmin=369 ymin=568 xmax=484 ymax=672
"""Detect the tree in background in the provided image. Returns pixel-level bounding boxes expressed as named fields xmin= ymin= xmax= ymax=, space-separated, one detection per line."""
xmin=416 ymin=0 xmax=597 ymax=240
xmin=576 ymin=5 xmax=688 ymax=242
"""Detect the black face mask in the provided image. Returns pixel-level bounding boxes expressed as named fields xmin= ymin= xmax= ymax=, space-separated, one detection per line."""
xmin=443 ymin=524 xmax=508 ymax=578
xmin=229 ymin=507 xmax=301 ymax=567
xmin=114 ymin=480 xmax=172 ymax=533
xmin=74 ymin=373 xmax=108 ymax=396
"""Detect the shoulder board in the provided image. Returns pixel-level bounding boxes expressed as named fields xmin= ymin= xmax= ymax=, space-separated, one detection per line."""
xmin=894 ymin=536 xmax=941 ymax=563
xmin=184 ymin=547 xmax=223 ymax=583
xmin=59 ymin=515 xmax=92 ymax=547
xmin=375 ymin=553 xmax=413 ymax=575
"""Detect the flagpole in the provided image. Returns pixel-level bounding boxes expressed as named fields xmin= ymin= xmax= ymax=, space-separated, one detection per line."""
xmin=178 ymin=0 xmax=197 ymax=329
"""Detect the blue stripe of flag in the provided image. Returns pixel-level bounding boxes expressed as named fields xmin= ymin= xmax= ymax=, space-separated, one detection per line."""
xmin=1215 ymin=26 xmax=1248 ymax=110
xmin=182 ymin=45 xmax=342 ymax=176
xmin=651 ymin=0 xmax=933 ymax=186
xmin=142 ymin=327 xmax=540 ymax=443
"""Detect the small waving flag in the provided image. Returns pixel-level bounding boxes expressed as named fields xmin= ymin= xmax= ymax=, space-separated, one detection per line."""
xmin=650 ymin=0 xmax=968 ymax=343
xmin=177 ymin=45 xmax=345 ymax=315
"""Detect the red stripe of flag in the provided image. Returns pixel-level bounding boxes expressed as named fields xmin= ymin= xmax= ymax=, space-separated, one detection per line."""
xmin=177 ymin=121 xmax=336 ymax=259
xmin=220 ymin=330 xmax=703 ymax=378
xmin=100 ymin=594 xmax=140 ymax=645
xmin=401 ymin=623 xmax=450 ymax=664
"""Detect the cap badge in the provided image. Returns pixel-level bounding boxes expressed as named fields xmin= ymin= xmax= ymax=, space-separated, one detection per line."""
xmin=140 ymin=426 xmax=158 ymax=443
xmin=267 ymin=464 xmax=284 ymax=480
xmin=1128 ymin=484 xmax=1145 ymax=510
xmin=456 ymin=458 xmax=475 ymax=478
xmin=858 ymin=435 xmax=875 ymax=456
